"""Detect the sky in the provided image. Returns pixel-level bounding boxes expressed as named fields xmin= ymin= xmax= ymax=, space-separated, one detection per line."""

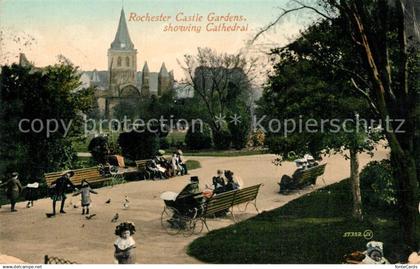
xmin=0 ymin=0 xmax=319 ymax=79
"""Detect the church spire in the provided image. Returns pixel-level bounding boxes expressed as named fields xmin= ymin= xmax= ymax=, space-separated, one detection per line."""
xmin=110 ymin=9 xmax=134 ymax=50
xmin=142 ymin=61 xmax=149 ymax=73
xmin=158 ymin=62 xmax=169 ymax=77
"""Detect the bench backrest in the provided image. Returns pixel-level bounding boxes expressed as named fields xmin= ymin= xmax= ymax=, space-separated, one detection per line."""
xmin=203 ymin=184 xmax=262 ymax=216
xmin=295 ymin=164 xmax=327 ymax=186
xmin=44 ymin=167 xmax=104 ymax=187
xmin=135 ymin=160 xmax=149 ymax=170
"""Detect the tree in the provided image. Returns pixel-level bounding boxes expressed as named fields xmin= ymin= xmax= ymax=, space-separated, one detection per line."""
xmin=179 ymin=48 xmax=256 ymax=148
xmin=254 ymin=0 xmax=419 ymax=248
xmin=0 ymin=59 xmax=95 ymax=183
xmin=118 ymin=130 xmax=160 ymax=161
xmin=258 ymin=19 xmax=381 ymax=220
xmin=88 ymin=136 xmax=110 ymax=164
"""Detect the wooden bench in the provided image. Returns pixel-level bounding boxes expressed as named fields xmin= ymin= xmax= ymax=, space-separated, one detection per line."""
xmin=278 ymin=164 xmax=327 ymax=193
xmin=44 ymin=166 xmax=108 ymax=187
xmin=295 ymin=163 xmax=327 ymax=187
xmin=135 ymin=159 xmax=151 ymax=179
xmin=201 ymin=184 xmax=262 ymax=231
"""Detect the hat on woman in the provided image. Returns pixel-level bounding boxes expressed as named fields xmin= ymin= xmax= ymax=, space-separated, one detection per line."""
xmin=63 ymin=170 xmax=75 ymax=177
xmin=366 ymin=241 xmax=384 ymax=256
xmin=11 ymin=172 xmax=18 ymax=177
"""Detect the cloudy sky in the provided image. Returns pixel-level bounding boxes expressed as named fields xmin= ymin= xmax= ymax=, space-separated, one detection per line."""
xmin=0 ymin=0 xmax=318 ymax=79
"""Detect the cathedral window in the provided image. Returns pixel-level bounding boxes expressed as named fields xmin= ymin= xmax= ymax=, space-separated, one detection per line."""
xmin=117 ymin=57 xmax=122 ymax=66
xmin=126 ymin=56 xmax=130 ymax=67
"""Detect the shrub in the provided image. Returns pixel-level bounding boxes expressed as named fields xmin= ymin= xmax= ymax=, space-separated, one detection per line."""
xmin=118 ymin=131 xmax=160 ymax=160
xmin=213 ymin=126 xmax=232 ymax=150
xmin=360 ymin=159 xmax=398 ymax=210
xmin=159 ymin=137 xmax=170 ymax=150
xmin=249 ymin=129 xmax=266 ymax=147
xmin=228 ymin=116 xmax=250 ymax=150
xmin=88 ymin=136 xmax=109 ymax=164
xmin=185 ymin=122 xmax=213 ymax=150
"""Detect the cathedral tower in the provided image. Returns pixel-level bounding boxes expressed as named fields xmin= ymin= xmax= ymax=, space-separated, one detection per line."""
xmin=108 ymin=8 xmax=138 ymax=97
xmin=141 ymin=61 xmax=150 ymax=97
xmin=158 ymin=62 xmax=171 ymax=96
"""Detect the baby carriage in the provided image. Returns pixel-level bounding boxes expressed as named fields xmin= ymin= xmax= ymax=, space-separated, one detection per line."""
xmin=160 ymin=191 xmax=208 ymax=236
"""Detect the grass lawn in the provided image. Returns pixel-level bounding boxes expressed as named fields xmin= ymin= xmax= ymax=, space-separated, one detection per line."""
xmin=185 ymin=160 xmax=201 ymax=171
xmin=188 ymin=179 xmax=419 ymax=264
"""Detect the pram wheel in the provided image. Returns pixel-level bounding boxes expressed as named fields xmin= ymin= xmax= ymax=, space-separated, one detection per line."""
xmin=161 ymin=206 xmax=184 ymax=235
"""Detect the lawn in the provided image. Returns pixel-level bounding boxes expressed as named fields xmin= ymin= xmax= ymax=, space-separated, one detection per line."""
xmin=188 ymin=179 xmax=418 ymax=264
xmin=185 ymin=160 xmax=201 ymax=171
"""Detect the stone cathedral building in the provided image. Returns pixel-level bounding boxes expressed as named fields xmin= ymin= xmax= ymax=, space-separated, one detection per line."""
xmin=80 ymin=9 xmax=175 ymax=117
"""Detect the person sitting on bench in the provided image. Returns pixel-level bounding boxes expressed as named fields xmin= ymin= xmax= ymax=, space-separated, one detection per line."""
xmin=175 ymin=176 xmax=203 ymax=215
xmin=304 ymin=154 xmax=319 ymax=168
xmin=279 ymin=158 xmax=307 ymax=194
xmin=224 ymin=170 xmax=240 ymax=191
xmin=212 ymin=170 xmax=226 ymax=194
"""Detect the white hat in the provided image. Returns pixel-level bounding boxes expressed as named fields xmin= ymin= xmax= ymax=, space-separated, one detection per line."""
xmin=304 ymin=154 xmax=315 ymax=161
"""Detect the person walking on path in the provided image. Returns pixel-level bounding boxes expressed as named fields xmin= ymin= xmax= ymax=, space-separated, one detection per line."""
xmin=0 ymin=172 xmax=23 ymax=212
xmin=72 ymin=179 xmax=98 ymax=215
xmin=47 ymin=170 xmax=77 ymax=217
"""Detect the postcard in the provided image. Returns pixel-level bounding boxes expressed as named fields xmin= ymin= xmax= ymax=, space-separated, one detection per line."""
xmin=0 ymin=0 xmax=419 ymax=266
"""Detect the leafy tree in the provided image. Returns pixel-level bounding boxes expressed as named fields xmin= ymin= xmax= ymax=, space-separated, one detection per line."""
xmin=117 ymin=130 xmax=160 ymax=160
xmin=0 ymin=60 xmax=95 ymax=183
xmin=258 ymin=19 xmax=383 ymax=220
xmin=179 ymin=47 xmax=256 ymax=148
xmin=185 ymin=122 xmax=213 ymax=150
xmin=255 ymin=0 xmax=419 ymax=249
xmin=88 ymin=136 xmax=110 ymax=164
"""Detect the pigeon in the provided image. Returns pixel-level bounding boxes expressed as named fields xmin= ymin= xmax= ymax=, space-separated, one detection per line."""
xmin=123 ymin=196 xmax=130 ymax=209
xmin=81 ymin=224 xmax=85 ymax=228
xmin=73 ymin=204 xmax=79 ymax=208
xmin=85 ymin=214 xmax=96 ymax=220
xmin=105 ymin=199 xmax=111 ymax=204
xmin=45 ymin=213 xmax=55 ymax=218
xmin=111 ymin=213 xmax=119 ymax=223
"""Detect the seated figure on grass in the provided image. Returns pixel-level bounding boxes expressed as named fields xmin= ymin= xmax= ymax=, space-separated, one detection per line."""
xmin=361 ymin=241 xmax=390 ymax=264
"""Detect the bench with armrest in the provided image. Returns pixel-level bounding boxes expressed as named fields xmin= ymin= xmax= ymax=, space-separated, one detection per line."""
xmin=135 ymin=159 xmax=151 ymax=179
xmin=278 ymin=163 xmax=327 ymax=193
xmin=44 ymin=166 xmax=108 ymax=187
xmin=201 ymin=184 xmax=262 ymax=231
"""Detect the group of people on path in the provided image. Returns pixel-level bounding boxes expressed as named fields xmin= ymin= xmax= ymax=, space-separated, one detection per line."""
xmin=146 ymin=150 xmax=188 ymax=179
xmin=0 ymin=172 xmax=39 ymax=212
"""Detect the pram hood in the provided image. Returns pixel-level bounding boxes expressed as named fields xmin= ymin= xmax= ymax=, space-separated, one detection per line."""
xmin=160 ymin=191 xmax=178 ymax=201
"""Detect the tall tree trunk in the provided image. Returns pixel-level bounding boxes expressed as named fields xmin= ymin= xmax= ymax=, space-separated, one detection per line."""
xmin=350 ymin=148 xmax=363 ymax=220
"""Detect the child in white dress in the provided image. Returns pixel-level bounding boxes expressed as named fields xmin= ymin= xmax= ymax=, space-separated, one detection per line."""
xmin=114 ymin=222 xmax=136 ymax=264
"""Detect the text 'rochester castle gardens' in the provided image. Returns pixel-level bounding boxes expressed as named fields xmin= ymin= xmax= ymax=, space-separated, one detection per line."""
xmin=128 ymin=12 xmax=249 ymax=33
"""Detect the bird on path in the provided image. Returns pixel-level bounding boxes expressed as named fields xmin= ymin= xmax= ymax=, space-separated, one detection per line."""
xmin=111 ymin=213 xmax=119 ymax=223
xmin=85 ymin=214 xmax=96 ymax=220
xmin=123 ymin=196 xmax=129 ymax=209
xmin=105 ymin=199 xmax=111 ymax=204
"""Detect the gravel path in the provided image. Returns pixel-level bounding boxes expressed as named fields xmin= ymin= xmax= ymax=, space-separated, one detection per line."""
xmin=0 ymin=148 xmax=388 ymax=263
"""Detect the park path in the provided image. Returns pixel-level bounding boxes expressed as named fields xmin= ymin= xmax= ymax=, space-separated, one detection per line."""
xmin=0 ymin=147 xmax=388 ymax=264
